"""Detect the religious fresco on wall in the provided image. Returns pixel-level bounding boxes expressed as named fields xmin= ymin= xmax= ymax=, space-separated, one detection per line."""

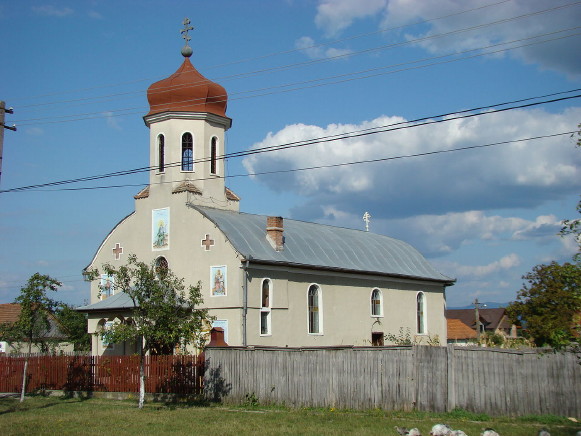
xmin=152 ymin=208 xmax=170 ymax=250
xmin=100 ymin=274 xmax=115 ymax=299
xmin=210 ymin=266 xmax=227 ymax=296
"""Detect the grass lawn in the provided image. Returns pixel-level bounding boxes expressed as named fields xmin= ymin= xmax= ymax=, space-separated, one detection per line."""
xmin=0 ymin=395 xmax=580 ymax=435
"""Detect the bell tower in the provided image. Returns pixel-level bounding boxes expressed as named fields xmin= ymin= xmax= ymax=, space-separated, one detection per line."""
xmin=141 ymin=18 xmax=239 ymax=211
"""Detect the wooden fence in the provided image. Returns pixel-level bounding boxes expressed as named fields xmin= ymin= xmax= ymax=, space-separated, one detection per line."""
xmin=0 ymin=354 xmax=203 ymax=395
xmin=203 ymin=345 xmax=581 ymax=417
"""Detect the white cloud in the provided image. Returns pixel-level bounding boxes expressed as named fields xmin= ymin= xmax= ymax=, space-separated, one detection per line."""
xmin=312 ymin=0 xmax=581 ymax=77
xmin=381 ymin=0 xmax=581 ymax=77
xmin=26 ymin=127 xmax=44 ymax=136
xmin=243 ymin=107 xmax=581 ymax=223
xmin=32 ymin=5 xmax=74 ymax=17
xmin=88 ymin=10 xmax=103 ymax=19
xmin=315 ymin=0 xmax=388 ymax=37
xmin=511 ymin=215 xmax=561 ymax=240
xmin=451 ymin=253 xmax=521 ymax=278
xmin=295 ymin=36 xmax=353 ymax=60
xmin=103 ymin=111 xmax=121 ymax=130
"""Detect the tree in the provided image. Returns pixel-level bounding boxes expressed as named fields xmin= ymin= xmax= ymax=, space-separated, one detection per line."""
xmin=506 ymin=262 xmax=581 ymax=348
xmin=53 ymin=303 xmax=91 ymax=352
xmin=89 ymin=254 xmax=212 ymax=409
xmin=0 ymin=273 xmax=61 ymax=402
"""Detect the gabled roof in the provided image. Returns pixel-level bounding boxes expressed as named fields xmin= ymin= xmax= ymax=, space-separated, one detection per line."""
xmin=0 ymin=303 xmax=69 ymax=339
xmin=0 ymin=303 xmax=21 ymax=324
xmin=76 ymin=292 xmax=137 ymax=313
xmin=446 ymin=308 xmax=508 ymax=330
xmin=447 ymin=318 xmax=478 ymax=340
xmin=197 ymin=206 xmax=454 ymax=284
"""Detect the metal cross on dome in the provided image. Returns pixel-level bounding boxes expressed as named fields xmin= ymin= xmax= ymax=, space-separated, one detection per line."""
xmin=362 ymin=211 xmax=371 ymax=232
xmin=181 ymin=18 xmax=193 ymax=46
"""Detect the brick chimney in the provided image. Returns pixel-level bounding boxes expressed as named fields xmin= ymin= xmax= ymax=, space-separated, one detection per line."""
xmin=266 ymin=216 xmax=284 ymax=251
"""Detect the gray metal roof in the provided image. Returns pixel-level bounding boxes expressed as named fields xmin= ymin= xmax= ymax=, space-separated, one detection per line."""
xmin=197 ymin=207 xmax=454 ymax=284
xmin=76 ymin=292 xmax=137 ymax=312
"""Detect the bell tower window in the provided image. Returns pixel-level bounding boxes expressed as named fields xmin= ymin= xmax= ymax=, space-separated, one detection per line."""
xmin=158 ymin=134 xmax=165 ymax=173
xmin=210 ymin=136 xmax=218 ymax=175
xmin=181 ymin=132 xmax=193 ymax=171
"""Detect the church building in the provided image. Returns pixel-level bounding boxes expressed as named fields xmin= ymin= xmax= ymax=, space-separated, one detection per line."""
xmin=79 ymin=26 xmax=455 ymax=355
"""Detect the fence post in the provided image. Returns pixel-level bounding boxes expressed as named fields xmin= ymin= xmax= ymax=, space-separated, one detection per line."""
xmin=447 ymin=344 xmax=456 ymax=412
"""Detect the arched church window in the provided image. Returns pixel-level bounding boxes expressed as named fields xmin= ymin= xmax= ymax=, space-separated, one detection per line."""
xmin=308 ymin=284 xmax=322 ymax=334
xmin=417 ymin=292 xmax=426 ymax=334
xmin=155 ymin=256 xmax=169 ymax=278
xmin=210 ymin=136 xmax=218 ymax=175
xmin=158 ymin=134 xmax=165 ymax=173
xmin=181 ymin=132 xmax=193 ymax=171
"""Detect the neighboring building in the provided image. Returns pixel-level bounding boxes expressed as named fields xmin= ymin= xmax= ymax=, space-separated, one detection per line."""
xmin=78 ymin=34 xmax=455 ymax=355
xmin=445 ymin=307 xmax=517 ymax=345
xmin=0 ymin=303 xmax=74 ymax=354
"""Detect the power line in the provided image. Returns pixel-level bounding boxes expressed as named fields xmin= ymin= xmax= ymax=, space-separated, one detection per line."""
xmin=7 ymin=0 xmax=520 ymax=105
xmin=11 ymin=0 xmax=581 ymax=117
xmin=2 ymin=91 xmax=579 ymax=194
xmin=12 ymin=27 xmax=581 ymax=127
xmin=9 ymin=131 xmax=576 ymax=193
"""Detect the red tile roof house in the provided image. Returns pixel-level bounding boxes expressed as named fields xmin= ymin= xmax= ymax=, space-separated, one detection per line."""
xmin=0 ymin=303 xmax=74 ymax=354
xmin=445 ymin=308 xmax=518 ymax=345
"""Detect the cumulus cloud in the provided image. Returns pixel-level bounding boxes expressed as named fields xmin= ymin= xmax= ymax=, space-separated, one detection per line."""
xmin=315 ymin=0 xmax=388 ymax=37
xmin=386 ymin=0 xmax=581 ymax=77
xmin=32 ymin=5 xmax=74 ymax=17
xmin=511 ymin=215 xmax=561 ymax=240
xmin=313 ymin=0 xmax=581 ymax=77
xmin=442 ymin=253 xmax=521 ymax=278
xmin=243 ymin=108 xmax=581 ymax=223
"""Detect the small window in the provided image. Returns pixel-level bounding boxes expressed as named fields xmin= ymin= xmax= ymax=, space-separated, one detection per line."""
xmin=260 ymin=279 xmax=271 ymax=335
xmin=210 ymin=137 xmax=218 ymax=175
xmin=158 ymin=134 xmax=165 ymax=173
xmin=181 ymin=132 xmax=193 ymax=171
xmin=308 ymin=284 xmax=322 ymax=334
xmin=371 ymin=288 xmax=382 ymax=317
xmin=417 ymin=292 xmax=426 ymax=334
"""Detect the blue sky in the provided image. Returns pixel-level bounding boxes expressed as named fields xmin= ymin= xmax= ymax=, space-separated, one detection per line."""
xmin=0 ymin=0 xmax=580 ymax=309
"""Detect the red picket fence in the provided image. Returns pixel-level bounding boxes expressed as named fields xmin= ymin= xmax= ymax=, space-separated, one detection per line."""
xmin=0 ymin=354 xmax=204 ymax=395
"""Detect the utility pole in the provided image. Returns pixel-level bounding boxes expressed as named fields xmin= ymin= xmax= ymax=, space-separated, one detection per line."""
xmin=0 ymin=100 xmax=17 ymax=185
xmin=473 ymin=298 xmax=485 ymax=340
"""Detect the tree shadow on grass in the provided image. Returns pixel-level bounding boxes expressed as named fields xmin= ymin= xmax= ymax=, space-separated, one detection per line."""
xmin=0 ymin=394 xmax=85 ymax=416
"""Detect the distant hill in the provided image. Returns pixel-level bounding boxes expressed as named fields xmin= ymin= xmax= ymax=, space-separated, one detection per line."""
xmin=448 ymin=302 xmax=509 ymax=310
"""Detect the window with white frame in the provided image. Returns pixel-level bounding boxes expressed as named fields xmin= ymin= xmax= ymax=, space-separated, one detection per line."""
xmin=371 ymin=288 xmax=383 ymax=317
xmin=417 ymin=292 xmax=426 ymax=334
xmin=181 ymin=132 xmax=193 ymax=171
xmin=260 ymin=279 xmax=271 ymax=335
xmin=158 ymin=134 xmax=165 ymax=173
xmin=308 ymin=284 xmax=322 ymax=334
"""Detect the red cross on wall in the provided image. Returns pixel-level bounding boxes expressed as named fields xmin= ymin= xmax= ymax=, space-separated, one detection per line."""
xmin=201 ymin=234 xmax=214 ymax=251
xmin=112 ymin=243 xmax=123 ymax=260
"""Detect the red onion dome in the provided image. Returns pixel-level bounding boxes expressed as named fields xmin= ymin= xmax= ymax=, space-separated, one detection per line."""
xmin=146 ymin=58 xmax=227 ymax=118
